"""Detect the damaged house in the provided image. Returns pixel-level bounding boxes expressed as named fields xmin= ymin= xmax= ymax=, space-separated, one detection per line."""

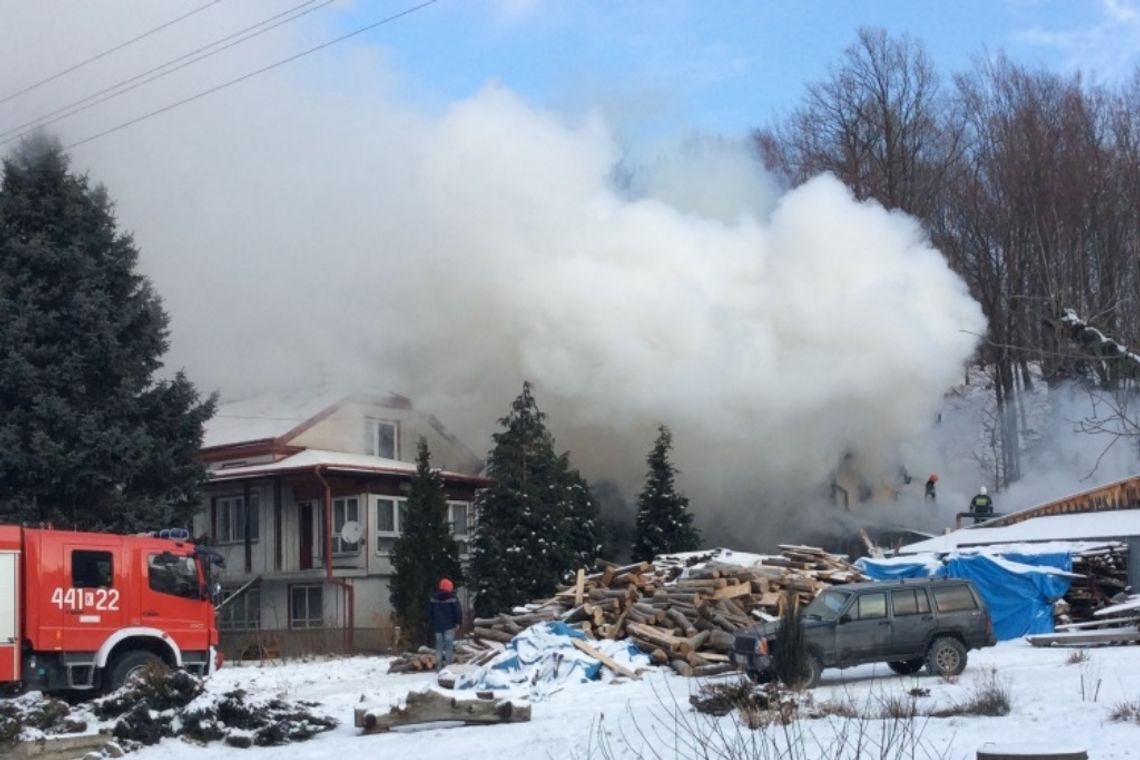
xmin=192 ymin=389 xmax=488 ymax=659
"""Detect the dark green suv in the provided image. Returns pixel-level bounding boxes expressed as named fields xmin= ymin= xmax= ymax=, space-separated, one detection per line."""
xmin=730 ymin=578 xmax=996 ymax=687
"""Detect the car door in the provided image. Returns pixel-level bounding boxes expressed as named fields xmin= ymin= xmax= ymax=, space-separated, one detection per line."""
xmin=889 ymin=587 xmax=933 ymax=659
xmin=834 ymin=591 xmax=891 ymax=665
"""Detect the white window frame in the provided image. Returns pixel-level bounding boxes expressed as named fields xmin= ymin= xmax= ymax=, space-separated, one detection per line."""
xmin=375 ymin=496 xmax=407 ymax=556
xmin=289 ymin=584 xmax=323 ymax=629
xmin=369 ymin=419 xmax=399 ymax=460
xmin=215 ymin=493 xmax=260 ymax=544
xmin=331 ymin=496 xmax=362 ymax=556
xmin=448 ymin=501 xmax=471 ymax=556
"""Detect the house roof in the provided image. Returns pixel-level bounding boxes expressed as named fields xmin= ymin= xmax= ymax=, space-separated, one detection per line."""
xmin=202 ymin=387 xmax=409 ymax=450
xmin=207 ymin=448 xmax=489 ymax=486
xmin=898 ymin=509 xmax=1140 ymax=554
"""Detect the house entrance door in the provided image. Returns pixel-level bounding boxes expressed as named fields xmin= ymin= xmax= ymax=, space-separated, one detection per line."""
xmin=299 ymin=502 xmax=313 ymax=571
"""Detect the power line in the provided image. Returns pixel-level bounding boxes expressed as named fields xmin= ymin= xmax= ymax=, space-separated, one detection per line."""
xmin=0 ymin=0 xmax=223 ymax=106
xmin=66 ymin=0 xmax=440 ymax=150
xmin=1 ymin=0 xmax=330 ymax=145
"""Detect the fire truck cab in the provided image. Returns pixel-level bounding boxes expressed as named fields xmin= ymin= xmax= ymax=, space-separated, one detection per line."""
xmin=1 ymin=525 xmax=222 ymax=695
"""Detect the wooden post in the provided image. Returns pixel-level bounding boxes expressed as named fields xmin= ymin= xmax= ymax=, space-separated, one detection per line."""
xmin=574 ymin=568 xmax=585 ymax=607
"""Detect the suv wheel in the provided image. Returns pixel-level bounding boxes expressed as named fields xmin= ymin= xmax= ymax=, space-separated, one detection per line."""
xmin=925 ymin=637 xmax=967 ymax=677
xmin=887 ymin=658 xmax=924 ymax=676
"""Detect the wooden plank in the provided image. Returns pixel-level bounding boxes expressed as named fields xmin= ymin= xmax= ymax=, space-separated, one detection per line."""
xmin=570 ymin=638 xmax=642 ymax=680
xmin=574 ymin=568 xmax=585 ymax=607
xmin=1094 ymin=595 xmax=1140 ymax=616
xmin=710 ymin=581 xmax=751 ymax=600
xmin=1026 ymin=629 xmax=1140 ymax=647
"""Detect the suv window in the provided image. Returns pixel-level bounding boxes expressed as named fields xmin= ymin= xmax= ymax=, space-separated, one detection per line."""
xmin=856 ymin=592 xmax=887 ymax=619
xmin=891 ymin=589 xmax=931 ymax=616
xmin=931 ymin=585 xmax=978 ymax=613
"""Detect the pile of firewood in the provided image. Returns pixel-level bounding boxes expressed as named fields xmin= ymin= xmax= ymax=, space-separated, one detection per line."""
xmin=1058 ymin=543 xmax=1131 ymax=624
xmin=462 ymin=545 xmax=865 ymax=678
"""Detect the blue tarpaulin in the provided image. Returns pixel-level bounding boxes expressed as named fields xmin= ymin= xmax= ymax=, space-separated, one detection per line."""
xmin=858 ymin=552 xmax=1073 ymax=640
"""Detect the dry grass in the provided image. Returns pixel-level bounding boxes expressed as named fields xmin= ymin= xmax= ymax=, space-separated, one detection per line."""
xmin=878 ymin=694 xmax=920 ymax=720
xmin=1108 ymin=698 xmax=1140 ymax=724
xmin=929 ymin=670 xmax=1011 ymax=718
xmin=1066 ymin=649 xmax=1090 ymax=665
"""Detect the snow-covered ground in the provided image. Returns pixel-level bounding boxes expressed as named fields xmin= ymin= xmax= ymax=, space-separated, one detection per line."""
xmin=122 ymin=641 xmax=1140 ymax=760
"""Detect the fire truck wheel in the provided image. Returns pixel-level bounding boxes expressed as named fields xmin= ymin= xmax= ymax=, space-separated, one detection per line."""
xmin=105 ymin=651 xmax=163 ymax=693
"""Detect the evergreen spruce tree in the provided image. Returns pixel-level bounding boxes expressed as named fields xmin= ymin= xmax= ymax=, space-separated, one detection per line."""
xmin=0 ymin=136 xmax=215 ymax=531
xmin=558 ymin=453 xmax=606 ymax=569
xmin=389 ymin=438 xmax=464 ymax=647
xmin=632 ymin=425 xmax=701 ymax=561
xmin=468 ymin=382 xmax=601 ymax=617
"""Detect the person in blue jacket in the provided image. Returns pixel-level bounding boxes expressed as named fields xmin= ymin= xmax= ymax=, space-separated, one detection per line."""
xmin=429 ymin=577 xmax=463 ymax=669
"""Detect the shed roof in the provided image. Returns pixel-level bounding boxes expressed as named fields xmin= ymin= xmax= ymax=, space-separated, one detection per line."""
xmin=899 ymin=509 xmax=1140 ymax=554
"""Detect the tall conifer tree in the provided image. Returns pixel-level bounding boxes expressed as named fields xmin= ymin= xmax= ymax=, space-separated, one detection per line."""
xmin=468 ymin=382 xmax=601 ymax=617
xmin=0 ymin=136 xmax=214 ymax=530
xmin=389 ymin=438 xmax=464 ymax=646
xmin=632 ymin=425 xmax=701 ymax=561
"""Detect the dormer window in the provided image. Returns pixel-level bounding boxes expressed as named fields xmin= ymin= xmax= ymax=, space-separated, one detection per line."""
xmin=370 ymin=419 xmax=398 ymax=459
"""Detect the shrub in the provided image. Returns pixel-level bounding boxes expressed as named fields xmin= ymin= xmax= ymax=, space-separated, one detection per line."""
xmin=1108 ymin=698 xmax=1140 ymax=724
xmin=772 ymin=592 xmax=811 ymax=690
xmin=1066 ymin=649 xmax=1089 ymax=665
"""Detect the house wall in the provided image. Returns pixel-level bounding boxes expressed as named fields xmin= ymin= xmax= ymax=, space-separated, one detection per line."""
xmin=290 ymin=399 xmax=482 ymax=474
xmin=200 ymin=472 xmax=474 ymax=657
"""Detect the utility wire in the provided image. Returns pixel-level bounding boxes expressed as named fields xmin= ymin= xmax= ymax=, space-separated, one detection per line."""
xmin=1 ymin=0 xmax=330 ymax=144
xmin=66 ymin=0 xmax=439 ymax=150
xmin=0 ymin=0 xmax=223 ymax=106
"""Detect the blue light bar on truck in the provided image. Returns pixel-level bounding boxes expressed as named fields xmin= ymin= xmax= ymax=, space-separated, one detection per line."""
xmin=139 ymin=528 xmax=191 ymax=540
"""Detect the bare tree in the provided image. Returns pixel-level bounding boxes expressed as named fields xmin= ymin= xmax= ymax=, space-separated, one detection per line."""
xmin=756 ymin=27 xmax=962 ymax=220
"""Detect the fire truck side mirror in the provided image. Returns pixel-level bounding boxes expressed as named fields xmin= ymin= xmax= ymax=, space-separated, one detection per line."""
xmin=206 ymin=581 xmax=222 ymax=604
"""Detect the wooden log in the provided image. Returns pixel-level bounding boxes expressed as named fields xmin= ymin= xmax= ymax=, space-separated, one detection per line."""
xmin=575 ymin=568 xmax=585 ymax=606
xmin=692 ymin=662 xmax=737 ymax=677
xmin=627 ymin=622 xmax=685 ymax=652
xmin=665 ymin=608 xmax=698 ymax=636
xmin=473 ymin=627 xmax=515 ymax=643
xmin=686 ymin=630 xmax=710 ymax=651
xmin=356 ymin=690 xmax=531 ymax=733
xmin=705 ymin=630 xmax=736 ymax=652
xmin=669 ymin=659 xmax=694 ymax=677
xmin=570 ymin=638 xmax=642 ymax=680
xmin=711 ymin=582 xmax=752 ymax=601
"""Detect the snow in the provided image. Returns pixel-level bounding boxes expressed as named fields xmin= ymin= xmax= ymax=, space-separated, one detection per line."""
xmin=106 ymin=641 xmax=1140 ymax=759
xmin=202 ymin=388 xmax=348 ymax=449
xmin=208 ymin=449 xmax=483 ymax=483
xmin=1095 ymin=595 xmax=1140 ymax=617
xmin=899 ymin=511 xmax=1140 ymax=554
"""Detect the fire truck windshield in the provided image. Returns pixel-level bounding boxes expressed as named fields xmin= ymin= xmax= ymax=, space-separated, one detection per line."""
xmin=147 ymin=552 xmax=200 ymax=599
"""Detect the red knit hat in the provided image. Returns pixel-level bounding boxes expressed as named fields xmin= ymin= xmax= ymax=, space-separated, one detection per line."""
xmin=438 ymin=578 xmax=454 ymax=592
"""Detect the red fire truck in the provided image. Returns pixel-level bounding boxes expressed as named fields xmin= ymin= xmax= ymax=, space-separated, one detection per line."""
xmin=0 ymin=525 xmax=223 ymax=695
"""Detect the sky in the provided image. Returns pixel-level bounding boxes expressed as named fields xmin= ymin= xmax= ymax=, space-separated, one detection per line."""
xmin=0 ymin=0 xmax=1137 ymax=537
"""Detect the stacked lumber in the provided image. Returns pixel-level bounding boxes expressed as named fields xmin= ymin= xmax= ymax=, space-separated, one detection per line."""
xmin=1060 ymin=543 xmax=1131 ymax=624
xmin=457 ymin=546 xmax=865 ymax=677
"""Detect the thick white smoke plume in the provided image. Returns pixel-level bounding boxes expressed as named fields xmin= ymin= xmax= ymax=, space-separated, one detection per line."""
xmin=0 ymin=3 xmax=990 ymax=540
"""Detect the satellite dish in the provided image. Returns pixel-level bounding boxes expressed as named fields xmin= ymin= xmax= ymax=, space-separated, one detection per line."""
xmin=340 ymin=520 xmax=363 ymax=544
